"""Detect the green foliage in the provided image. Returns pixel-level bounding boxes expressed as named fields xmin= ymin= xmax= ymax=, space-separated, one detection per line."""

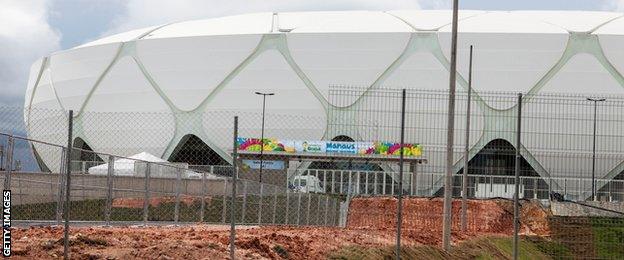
xmin=328 ymin=236 xmax=555 ymax=260
xmin=590 ymin=217 xmax=624 ymax=259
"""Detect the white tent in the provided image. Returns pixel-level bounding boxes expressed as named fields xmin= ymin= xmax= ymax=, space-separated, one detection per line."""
xmin=88 ymin=152 xmax=221 ymax=179
xmin=88 ymin=152 xmax=169 ymax=176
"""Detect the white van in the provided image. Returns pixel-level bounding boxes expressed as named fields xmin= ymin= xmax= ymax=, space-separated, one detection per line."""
xmin=291 ymin=175 xmax=324 ymax=193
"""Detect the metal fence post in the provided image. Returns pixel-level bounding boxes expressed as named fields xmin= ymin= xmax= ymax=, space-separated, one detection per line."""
xmin=56 ymin=147 xmax=66 ymax=225
xmin=374 ymin=172 xmax=378 ymax=195
xmin=431 ymin=174 xmax=434 ymax=196
xmin=356 ymin=171 xmax=360 ymax=195
xmin=105 ymin=155 xmax=114 ymax=225
xmin=241 ymin=181 xmax=247 ymax=223
xmin=513 ymin=93 xmax=522 ymax=260
xmin=396 ymin=89 xmax=407 ymax=260
xmin=340 ymin=171 xmax=344 ymax=194
xmin=317 ymin=194 xmax=322 ymax=225
xmin=306 ymin=192 xmax=311 ymax=225
xmin=63 ymin=110 xmax=74 ymax=260
xmin=391 ymin=172 xmax=395 ymax=196
xmin=348 ymin=171 xmax=352 ymax=194
xmin=3 ymin=136 xmax=13 ymax=191
xmin=200 ymin=168 xmax=207 ymax=223
xmin=534 ymin=179 xmax=538 ymax=199
xmin=383 ymin=172 xmax=387 ymax=195
xmin=143 ymin=162 xmax=151 ymax=225
xmin=297 ymin=191 xmax=302 ymax=225
xmin=285 ymin=189 xmax=290 ymax=225
xmin=324 ymin=196 xmax=329 ymax=226
xmin=230 ymin=116 xmax=239 ymax=260
xmin=548 ymin=178 xmax=552 ymax=201
xmin=414 ymin=165 xmax=419 ymax=197
xmin=323 ymin=171 xmax=327 ymax=193
xmin=174 ymin=167 xmax=182 ymax=223
xmin=462 ymin=45 xmax=474 ymax=232
xmin=257 ymin=183 xmax=263 ymax=224
xmin=331 ymin=171 xmax=335 ymax=193
xmin=272 ymin=186 xmax=277 ymax=224
xmin=333 ymin=198 xmax=338 ymax=226
xmin=222 ymin=177 xmax=227 ymax=223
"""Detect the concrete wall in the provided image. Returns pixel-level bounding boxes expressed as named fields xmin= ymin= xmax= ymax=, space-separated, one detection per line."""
xmin=551 ymin=201 xmax=624 ymax=217
xmin=4 ymin=172 xmax=230 ymax=205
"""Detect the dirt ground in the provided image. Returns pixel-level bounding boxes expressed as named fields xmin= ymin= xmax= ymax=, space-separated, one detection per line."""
xmin=348 ymin=197 xmax=551 ymax=237
xmin=11 ymin=198 xmax=552 ymax=259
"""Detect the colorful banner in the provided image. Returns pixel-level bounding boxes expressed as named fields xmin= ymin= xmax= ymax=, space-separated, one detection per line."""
xmin=237 ymin=138 xmax=422 ymax=157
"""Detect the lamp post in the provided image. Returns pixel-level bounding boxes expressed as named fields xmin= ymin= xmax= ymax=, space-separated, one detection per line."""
xmin=255 ymin=92 xmax=274 ymax=183
xmin=587 ymin=97 xmax=605 ymax=201
xmin=443 ymin=0 xmax=459 ymax=252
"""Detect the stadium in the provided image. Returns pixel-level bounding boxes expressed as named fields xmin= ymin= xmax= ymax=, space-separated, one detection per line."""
xmin=24 ymin=10 xmax=624 ymax=200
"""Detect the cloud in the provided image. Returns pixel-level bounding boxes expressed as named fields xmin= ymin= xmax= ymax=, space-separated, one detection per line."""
xmin=105 ymin=0 xmax=425 ymax=35
xmin=0 ymin=0 xmax=61 ymax=107
xmin=604 ymin=0 xmax=624 ymax=11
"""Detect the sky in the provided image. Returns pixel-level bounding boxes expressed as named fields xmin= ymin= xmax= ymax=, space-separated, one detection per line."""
xmin=1 ymin=0 xmax=624 ymax=107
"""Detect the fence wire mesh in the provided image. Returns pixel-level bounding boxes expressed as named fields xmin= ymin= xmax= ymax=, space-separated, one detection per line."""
xmin=1 ymin=86 xmax=623 ymax=259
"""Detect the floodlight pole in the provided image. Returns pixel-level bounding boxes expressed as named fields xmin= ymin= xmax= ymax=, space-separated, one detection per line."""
xmin=461 ymin=45 xmax=473 ymax=232
xmin=587 ymin=97 xmax=605 ymax=201
xmin=255 ymin=92 xmax=274 ymax=183
xmin=443 ymin=0 xmax=459 ymax=252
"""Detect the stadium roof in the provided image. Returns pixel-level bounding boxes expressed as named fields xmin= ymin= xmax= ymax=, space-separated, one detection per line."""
xmin=75 ymin=10 xmax=624 ymax=49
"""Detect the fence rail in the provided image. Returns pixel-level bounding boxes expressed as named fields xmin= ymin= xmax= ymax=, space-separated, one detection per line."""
xmin=291 ymin=169 xmax=624 ymax=201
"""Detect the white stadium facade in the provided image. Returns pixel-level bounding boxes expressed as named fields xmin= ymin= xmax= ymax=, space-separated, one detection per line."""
xmin=24 ymin=10 xmax=624 ymax=199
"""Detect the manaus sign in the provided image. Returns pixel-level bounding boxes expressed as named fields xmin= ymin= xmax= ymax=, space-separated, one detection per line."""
xmin=237 ymin=138 xmax=422 ymax=157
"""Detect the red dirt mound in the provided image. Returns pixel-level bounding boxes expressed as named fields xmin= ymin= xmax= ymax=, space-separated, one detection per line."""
xmin=347 ymin=197 xmax=551 ymax=241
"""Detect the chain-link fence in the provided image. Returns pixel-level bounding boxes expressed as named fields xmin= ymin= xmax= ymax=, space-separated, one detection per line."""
xmin=2 ymin=134 xmax=341 ymax=225
xmin=326 ymin=86 xmax=623 ymax=259
xmin=2 ymin=86 xmax=624 ymax=259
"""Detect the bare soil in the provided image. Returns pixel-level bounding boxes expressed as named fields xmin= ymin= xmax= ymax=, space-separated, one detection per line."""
xmin=12 ymin=198 xmax=552 ymax=259
xmin=348 ymin=197 xmax=551 ymax=238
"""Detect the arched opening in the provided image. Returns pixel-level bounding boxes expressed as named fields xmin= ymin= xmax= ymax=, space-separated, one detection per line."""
xmin=598 ymin=170 xmax=624 ymax=201
xmin=71 ymin=137 xmax=103 ymax=172
xmin=438 ymin=139 xmax=542 ymax=198
xmin=168 ymin=134 xmax=229 ymax=167
xmin=332 ymin=135 xmax=354 ymax=142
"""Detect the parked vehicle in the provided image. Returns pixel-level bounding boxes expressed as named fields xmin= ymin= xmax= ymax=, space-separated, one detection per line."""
xmin=291 ymin=175 xmax=325 ymax=193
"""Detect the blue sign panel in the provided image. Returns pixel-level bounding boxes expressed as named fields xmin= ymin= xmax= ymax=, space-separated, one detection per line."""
xmin=242 ymin=160 xmax=285 ymax=170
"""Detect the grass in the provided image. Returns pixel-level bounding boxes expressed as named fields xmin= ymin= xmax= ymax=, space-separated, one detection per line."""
xmin=328 ymin=236 xmax=564 ymax=260
xmin=12 ymin=194 xmax=337 ymax=225
xmin=590 ymin=217 xmax=624 ymax=259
